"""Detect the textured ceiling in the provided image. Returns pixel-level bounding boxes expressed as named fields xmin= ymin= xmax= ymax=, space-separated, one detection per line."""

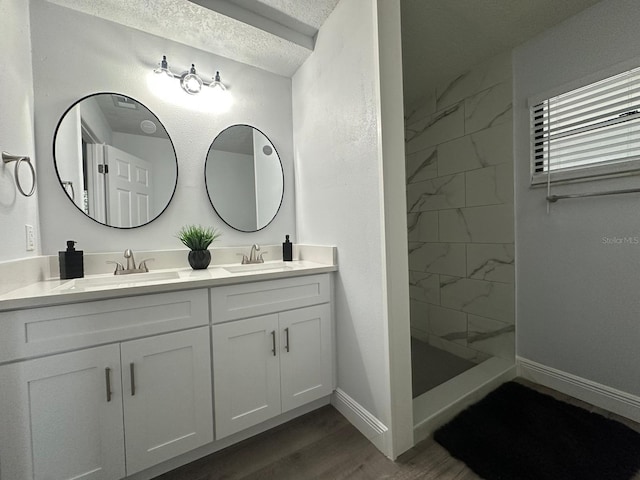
xmin=252 ymin=0 xmax=340 ymax=29
xmin=43 ymin=0 xmax=339 ymax=77
xmin=44 ymin=0 xmax=601 ymax=100
xmin=401 ymin=0 xmax=602 ymax=106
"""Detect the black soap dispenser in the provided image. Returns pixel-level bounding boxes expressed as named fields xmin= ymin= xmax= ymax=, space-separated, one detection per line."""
xmin=282 ymin=235 xmax=293 ymax=261
xmin=59 ymin=240 xmax=84 ymax=279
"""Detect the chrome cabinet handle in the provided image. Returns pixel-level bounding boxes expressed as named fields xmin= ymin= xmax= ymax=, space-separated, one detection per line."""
xmin=271 ymin=330 xmax=276 ymax=356
xmin=284 ymin=327 xmax=290 ymax=352
xmin=130 ymin=362 xmax=136 ymax=396
xmin=105 ymin=367 xmax=112 ymax=402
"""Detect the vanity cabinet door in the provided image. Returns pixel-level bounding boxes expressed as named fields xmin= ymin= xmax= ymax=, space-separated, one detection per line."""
xmin=0 ymin=345 xmax=125 ymax=480
xmin=212 ymin=314 xmax=281 ymax=439
xmin=120 ymin=327 xmax=213 ymax=475
xmin=279 ymin=304 xmax=333 ymax=413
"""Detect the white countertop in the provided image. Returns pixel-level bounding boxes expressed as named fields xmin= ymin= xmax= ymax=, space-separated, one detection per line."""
xmin=0 ymin=260 xmax=337 ymax=312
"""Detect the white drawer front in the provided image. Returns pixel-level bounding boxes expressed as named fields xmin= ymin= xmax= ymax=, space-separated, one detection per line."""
xmin=211 ymin=274 xmax=330 ymax=323
xmin=0 ymin=289 xmax=209 ymax=363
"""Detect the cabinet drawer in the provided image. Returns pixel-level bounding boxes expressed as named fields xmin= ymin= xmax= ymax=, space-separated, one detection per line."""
xmin=211 ymin=274 xmax=330 ymax=323
xmin=0 ymin=289 xmax=209 ymax=363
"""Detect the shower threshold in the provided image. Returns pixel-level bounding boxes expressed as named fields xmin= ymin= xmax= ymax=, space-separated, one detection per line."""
xmin=413 ymin=356 xmax=516 ymax=444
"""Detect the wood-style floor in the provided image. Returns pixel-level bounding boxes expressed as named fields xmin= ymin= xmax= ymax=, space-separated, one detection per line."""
xmin=155 ymin=380 xmax=640 ymax=480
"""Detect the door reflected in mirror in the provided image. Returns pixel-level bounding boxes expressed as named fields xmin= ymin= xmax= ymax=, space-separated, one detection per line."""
xmin=54 ymin=93 xmax=178 ymax=228
xmin=205 ymin=125 xmax=284 ymax=232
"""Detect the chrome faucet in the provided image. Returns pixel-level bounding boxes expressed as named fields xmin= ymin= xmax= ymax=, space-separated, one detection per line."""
xmin=241 ymin=244 xmax=268 ymax=264
xmin=124 ymin=249 xmax=136 ymax=270
xmin=107 ymin=249 xmax=154 ymax=275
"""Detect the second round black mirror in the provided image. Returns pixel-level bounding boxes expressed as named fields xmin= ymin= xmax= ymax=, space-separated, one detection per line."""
xmin=205 ymin=125 xmax=284 ymax=232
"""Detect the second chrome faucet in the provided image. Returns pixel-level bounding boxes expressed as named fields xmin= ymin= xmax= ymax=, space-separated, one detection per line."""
xmin=107 ymin=249 xmax=154 ymax=275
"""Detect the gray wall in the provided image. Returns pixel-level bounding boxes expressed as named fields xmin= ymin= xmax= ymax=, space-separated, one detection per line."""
xmin=405 ymin=51 xmax=515 ymax=363
xmin=514 ymin=0 xmax=640 ymax=397
xmin=30 ymin=1 xmax=294 ymax=254
xmin=0 ymin=0 xmax=39 ymax=262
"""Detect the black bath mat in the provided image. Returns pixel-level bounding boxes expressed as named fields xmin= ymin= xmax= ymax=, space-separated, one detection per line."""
xmin=433 ymin=381 xmax=640 ymax=480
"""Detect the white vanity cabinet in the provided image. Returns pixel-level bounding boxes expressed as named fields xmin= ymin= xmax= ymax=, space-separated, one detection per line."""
xmin=0 ymin=344 xmax=126 ymax=480
xmin=0 ymin=290 xmax=213 ymax=480
xmin=211 ymin=274 xmax=333 ymax=439
xmin=120 ymin=327 xmax=213 ymax=475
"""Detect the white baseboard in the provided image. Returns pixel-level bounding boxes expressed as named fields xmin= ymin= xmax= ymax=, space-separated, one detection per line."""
xmin=331 ymin=388 xmax=390 ymax=456
xmin=517 ymin=357 xmax=640 ymax=424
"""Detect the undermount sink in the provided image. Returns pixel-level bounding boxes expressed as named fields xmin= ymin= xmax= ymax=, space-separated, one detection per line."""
xmin=223 ymin=261 xmax=291 ymax=274
xmin=55 ymin=270 xmax=181 ymax=291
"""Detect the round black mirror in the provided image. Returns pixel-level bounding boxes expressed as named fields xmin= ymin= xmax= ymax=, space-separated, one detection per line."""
xmin=53 ymin=93 xmax=178 ymax=228
xmin=205 ymin=125 xmax=284 ymax=232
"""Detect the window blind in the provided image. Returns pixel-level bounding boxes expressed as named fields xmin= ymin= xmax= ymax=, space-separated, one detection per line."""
xmin=531 ymin=65 xmax=640 ymax=184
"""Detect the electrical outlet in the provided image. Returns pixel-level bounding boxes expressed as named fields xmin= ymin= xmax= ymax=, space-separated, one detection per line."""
xmin=25 ymin=224 xmax=35 ymax=251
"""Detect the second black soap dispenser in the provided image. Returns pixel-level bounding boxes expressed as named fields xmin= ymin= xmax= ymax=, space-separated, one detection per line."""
xmin=282 ymin=235 xmax=293 ymax=261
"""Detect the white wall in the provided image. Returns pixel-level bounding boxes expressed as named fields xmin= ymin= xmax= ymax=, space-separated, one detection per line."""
xmin=30 ymin=1 xmax=294 ymax=254
xmin=0 ymin=0 xmax=39 ymax=262
xmin=79 ymin=98 xmax=113 ymax=145
xmin=293 ymin=0 xmax=412 ymax=458
xmin=206 ymin=150 xmax=257 ymax=231
xmin=514 ymin=0 xmax=640 ymax=397
xmin=254 ymin=129 xmax=283 ymax=229
xmin=54 ymin=105 xmax=83 ymax=210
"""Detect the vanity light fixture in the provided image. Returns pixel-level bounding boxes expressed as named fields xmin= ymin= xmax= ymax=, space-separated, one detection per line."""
xmin=153 ymin=55 xmax=227 ymax=96
xmin=209 ymin=71 xmax=226 ymax=94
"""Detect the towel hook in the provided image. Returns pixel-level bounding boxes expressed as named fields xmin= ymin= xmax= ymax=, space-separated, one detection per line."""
xmin=2 ymin=151 xmax=36 ymax=197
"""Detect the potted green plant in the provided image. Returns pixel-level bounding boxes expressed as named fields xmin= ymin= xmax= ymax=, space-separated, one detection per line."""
xmin=176 ymin=225 xmax=221 ymax=269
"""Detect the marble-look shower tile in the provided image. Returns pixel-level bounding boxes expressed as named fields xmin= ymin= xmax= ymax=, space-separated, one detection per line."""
xmin=436 ymin=51 xmax=512 ymax=111
xmin=440 ymin=276 xmax=515 ymax=323
xmin=407 ymin=174 xmax=465 ymax=212
xmin=467 ymin=244 xmax=514 ymax=284
xmin=411 ymin=327 xmax=429 ymax=343
xmin=468 ymin=314 xmax=515 ymax=359
xmin=405 ymin=91 xmax=437 ymax=126
xmin=410 ymin=298 xmax=429 ymax=334
xmin=428 ymin=335 xmax=490 ymax=363
xmin=465 ymin=163 xmax=513 ymax=207
xmin=405 ymin=102 xmax=465 ymax=154
xmin=439 ymin=205 xmax=514 ymax=243
xmin=409 ymin=271 xmax=439 ymax=304
xmin=407 ymin=212 xmax=439 ymax=243
xmin=408 ymin=242 xmax=466 ymax=277
xmin=464 ymin=81 xmax=512 ymax=135
xmin=406 ymin=146 xmax=438 ymax=184
xmin=428 ymin=304 xmax=468 ymax=345
xmin=438 ymin=122 xmax=513 ymax=177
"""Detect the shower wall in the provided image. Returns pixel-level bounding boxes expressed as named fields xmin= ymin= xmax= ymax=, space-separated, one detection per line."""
xmin=405 ymin=51 xmax=515 ymax=362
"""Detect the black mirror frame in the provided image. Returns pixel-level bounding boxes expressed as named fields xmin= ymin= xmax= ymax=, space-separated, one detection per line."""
xmin=52 ymin=92 xmax=178 ymax=229
xmin=204 ymin=124 xmax=284 ymax=233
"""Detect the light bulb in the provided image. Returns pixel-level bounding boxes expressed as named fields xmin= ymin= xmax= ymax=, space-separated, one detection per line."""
xmin=209 ymin=71 xmax=227 ymax=93
xmin=181 ymin=64 xmax=203 ymax=95
xmin=153 ymin=55 xmax=173 ymax=77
